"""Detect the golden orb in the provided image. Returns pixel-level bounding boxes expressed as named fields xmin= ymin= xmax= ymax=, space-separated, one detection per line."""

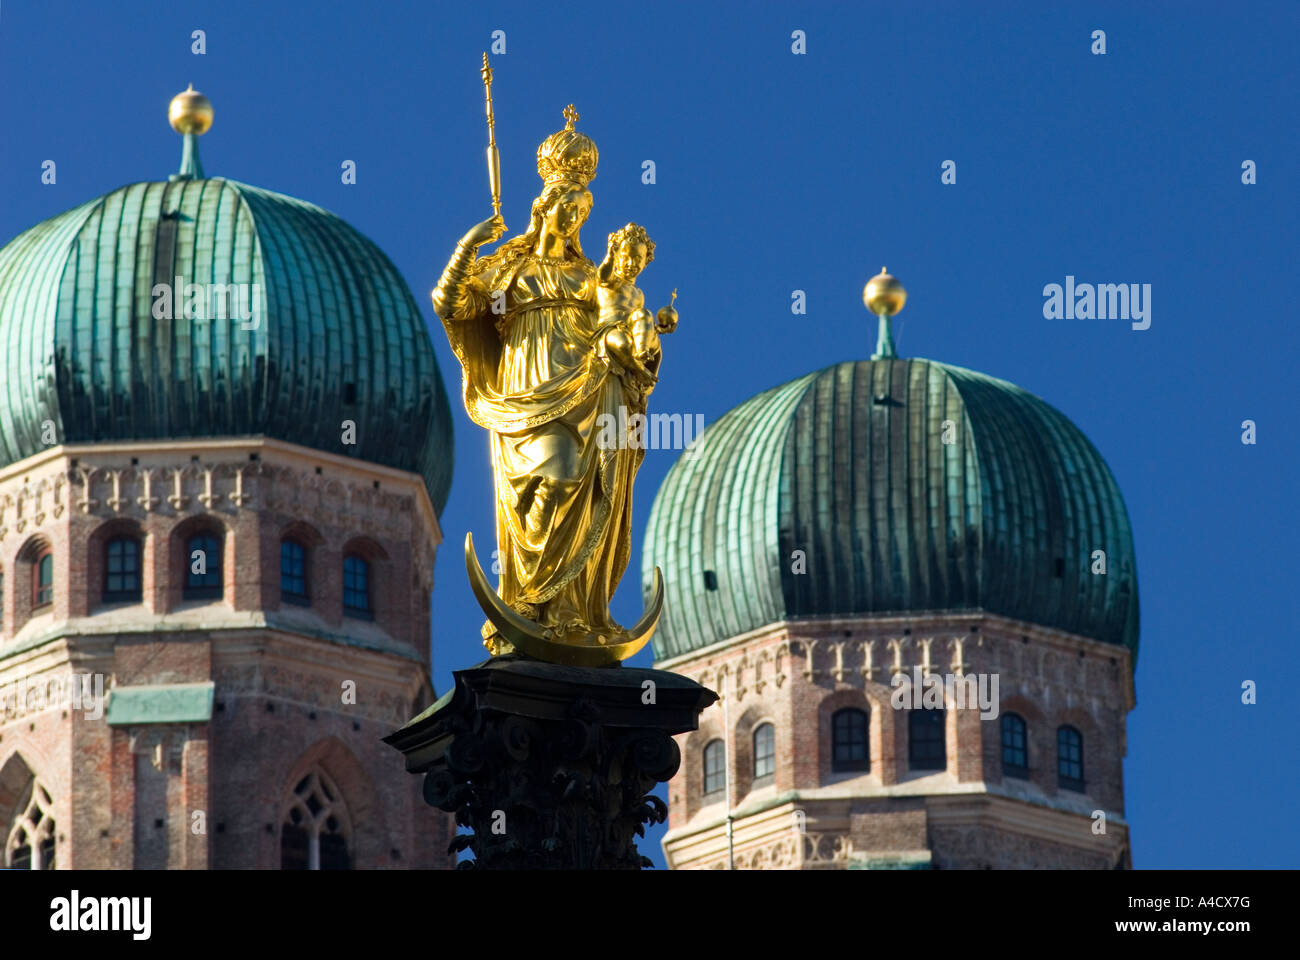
xmin=169 ymin=84 xmax=213 ymax=136
xmin=863 ymin=266 xmax=906 ymax=317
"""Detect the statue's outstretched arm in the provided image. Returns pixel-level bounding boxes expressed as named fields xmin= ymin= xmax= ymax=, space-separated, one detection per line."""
xmin=433 ymin=214 xmax=505 ymax=321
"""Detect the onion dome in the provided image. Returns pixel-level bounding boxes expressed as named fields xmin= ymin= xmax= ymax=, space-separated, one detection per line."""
xmin=643 ymin=284 xmax=1139 ymax=663
xmin=0 ymin=88 xmax=454 ymax=512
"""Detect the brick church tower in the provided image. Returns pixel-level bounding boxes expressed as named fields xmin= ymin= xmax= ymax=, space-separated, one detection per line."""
xmin=642 ymin=273 xmax=1139 ymax=869
xmin=0 ymin=89 xmax=457 ymax=869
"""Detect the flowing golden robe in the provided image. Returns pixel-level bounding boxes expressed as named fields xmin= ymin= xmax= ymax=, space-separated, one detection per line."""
xmin=440 ymin=252 xmax=645 ymax=640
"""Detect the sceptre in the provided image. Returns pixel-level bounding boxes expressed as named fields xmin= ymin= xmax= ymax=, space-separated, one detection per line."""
xmin=481 ymin=52 xmax=504 ymax=225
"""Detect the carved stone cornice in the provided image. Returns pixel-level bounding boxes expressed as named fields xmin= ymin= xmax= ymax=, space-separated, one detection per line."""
xmin=0 ymin=473 xmax=69 ymax=540
xmin=387 ymin=656 xmax=718 ymax=870
xmin=0 ymin=458 xmax=436 ymax=559
xmin=670 ymin=625 xmax=1126 ymax=714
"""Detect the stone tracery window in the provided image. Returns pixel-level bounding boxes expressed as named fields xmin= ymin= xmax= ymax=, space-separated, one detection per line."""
xmin=280 ymin=768 xmax=352 ymax=870
xmin=5 ymin=779 xmax=56 ymax=870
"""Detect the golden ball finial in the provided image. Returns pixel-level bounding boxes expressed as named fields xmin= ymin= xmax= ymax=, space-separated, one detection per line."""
xmin=169 ymin=84 xmax=213 ymax=136
xmin=863 ymin=266 xmax=906 ymax=317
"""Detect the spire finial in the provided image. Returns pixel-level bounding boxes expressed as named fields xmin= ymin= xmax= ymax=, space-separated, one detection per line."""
xmin=168 ymin=85 xmax=212 ymax=180
xmin=562 ymin=104 xmax=580 ymax=129
xmin=169 ymin=84 xmax=212 ymax=136
xmin=863 ymin=267 xmax=908 ymax=359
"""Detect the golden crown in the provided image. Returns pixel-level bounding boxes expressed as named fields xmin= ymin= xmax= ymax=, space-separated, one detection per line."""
xmin=536 ymin=104 xmax=598 ymax=187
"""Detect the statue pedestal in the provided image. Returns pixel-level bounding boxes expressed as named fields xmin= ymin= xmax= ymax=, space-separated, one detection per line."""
xmin=384 ymin=655 xmax=717 ymax=869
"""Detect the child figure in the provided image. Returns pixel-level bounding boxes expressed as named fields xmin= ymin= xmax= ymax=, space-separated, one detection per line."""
xmin=597 ymin=223 xmax=675 ymax=390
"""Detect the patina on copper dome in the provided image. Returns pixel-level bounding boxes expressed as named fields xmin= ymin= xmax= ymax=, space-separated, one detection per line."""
xmin=643 ymin=357 xmax=1139 ymax=663
xmin=0 ymin=91 xmax=454 ymax=512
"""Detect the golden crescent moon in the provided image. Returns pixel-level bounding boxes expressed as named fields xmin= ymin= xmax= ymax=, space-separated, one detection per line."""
xmin=465 ymin=532 xmax=664 ymax=667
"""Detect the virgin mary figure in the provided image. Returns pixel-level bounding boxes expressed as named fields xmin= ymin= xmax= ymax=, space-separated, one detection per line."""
xmin=432 ymin=107 xmax=657 ymax=657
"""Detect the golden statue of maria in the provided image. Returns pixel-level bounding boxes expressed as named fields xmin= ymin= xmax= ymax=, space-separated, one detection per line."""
xmin=432 ymin=76 xmax=676 ymax=667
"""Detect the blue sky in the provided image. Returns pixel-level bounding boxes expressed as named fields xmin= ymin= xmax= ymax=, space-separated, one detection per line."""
xmin=2 ymin=0 xmax=1297 ymax=869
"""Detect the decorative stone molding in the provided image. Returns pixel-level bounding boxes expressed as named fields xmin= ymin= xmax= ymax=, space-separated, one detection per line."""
xmin=753 ymin=650 xmax=770 ymax=693
xmin=390 ymin=657 xmax=717 ymax=870
xmin=802 ymin=831 xmax=853 ymax=865
xmin=888 ymin=636 xmax=906 ymax=677
xmin=197 ymin=468 xmax=220 ymax=509
xmin=698 ymin=629 xmax=1127 ymax=710
xmin=127 ymin=725 xmax=186 ymax=774
xmin=261 ymin=663 xmax=410 ymax=726
xmin=918 ymin=636 xmax=934 ymax=674
xmin=166 ymin=467 xmax=189 ymax=510
xmin=258 ymin=465 xmax=428 ymax=550
xmin=683 ymin=640 xmax=790 ymax=696
xmin=136 ymin=469 xmax=160 ymax=512
xmin=773 ymin=641 xmax=790 ymax=687
xmin=858 ymin=637 xmax=879 ymax=681
xmin=0 ymin=473 xmax=70 ymax=539
xmin=801 ymin=637 xmax=820 ymax=680
xmin=732 ymin=834 xmax=799 ymax=870
xmin=5 ymin=777 xmax=56 ymax=869
xmin=86 ymin=462 xmax=422 ymax=548
xmin=0 ymin=453 xmax=438 ymax=561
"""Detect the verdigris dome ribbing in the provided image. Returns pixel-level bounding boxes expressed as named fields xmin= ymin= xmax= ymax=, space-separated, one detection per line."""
xmin=0 ymin=177 xmax=453 ymax=511
xmin=643 ymin=358 xmax=1138 ymax=662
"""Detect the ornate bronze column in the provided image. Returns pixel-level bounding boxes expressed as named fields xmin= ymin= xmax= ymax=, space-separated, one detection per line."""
xmin=386 ymin=657 xmax=715 ymax=869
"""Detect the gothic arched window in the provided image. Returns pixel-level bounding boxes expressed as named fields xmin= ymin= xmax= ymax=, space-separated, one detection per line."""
xmin=702 ymin=739 xmax=725 ymax=797
xmin=753 ymin=723 xmax=776 ymax=780
xmin=280 ymin=768 xmax=352 ymax=870
xmin=1057 ymin=725 xmax=1084 ymax=791
xmin=831 ymin=708 xmax=869 ymax=772
xmin=5 ymin=780 xmax=56 ymax=870
xmin=185 ymin=533 xmax=223 ymax=600
xmin=909 ymin=709 xmax=946 ymax=771
xmin=1001 ymin=713 xmax=1028 ymax=779
xmin=104 ymin=536 xmax=143 ymax=602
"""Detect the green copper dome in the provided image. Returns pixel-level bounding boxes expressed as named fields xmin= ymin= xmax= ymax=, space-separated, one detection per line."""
xmin=0 ymin=168 xmax=453 ymax=512
xmin=643 ymin=358 xmax=1139 ymax=662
